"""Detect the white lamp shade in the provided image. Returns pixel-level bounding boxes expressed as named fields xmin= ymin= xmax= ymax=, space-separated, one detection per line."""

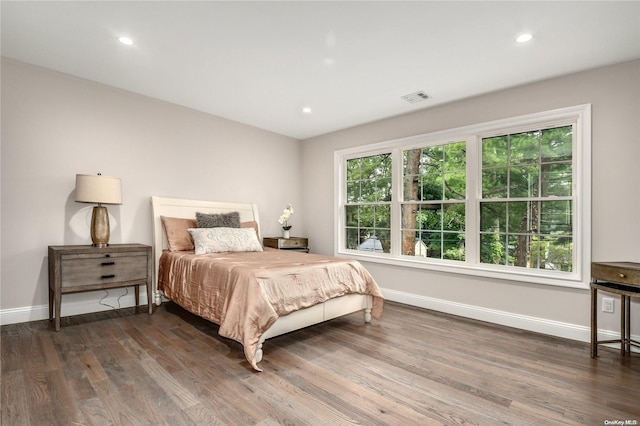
xmin=75 ymin=174 xmax=122 ymax=205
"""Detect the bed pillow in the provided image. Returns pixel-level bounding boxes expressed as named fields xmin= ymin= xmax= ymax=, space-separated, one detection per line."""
xmin=161 ymin=216 xmax=196 ymax=251
xmin=188 ymin=227 xmax=263 ymax=254
xmin=241 ymin=220 xmax=260 ymax=241
xmin=196 ymin=211 xmax=241 ymax=228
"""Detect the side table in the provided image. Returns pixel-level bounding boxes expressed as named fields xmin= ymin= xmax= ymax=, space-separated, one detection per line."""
xmin=263 ymin=236 xmax=309 ymax=253
xmin=48 ymin=244 xmax=153 ymax=331
xmin=591 ymin=261 xmax=640 ymax=357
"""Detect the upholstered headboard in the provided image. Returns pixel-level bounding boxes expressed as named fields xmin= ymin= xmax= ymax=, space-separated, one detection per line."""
xmin=149 ymin=196 xmax=260 ymax=305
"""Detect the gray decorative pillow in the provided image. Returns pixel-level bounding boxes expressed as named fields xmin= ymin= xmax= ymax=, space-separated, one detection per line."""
xmin=196 ymin=211 xmax=241 ymax=228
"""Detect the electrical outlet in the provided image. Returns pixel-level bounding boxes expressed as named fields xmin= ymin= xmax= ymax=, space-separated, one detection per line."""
xmin=602 ymin=297 xmax=614 ymax=313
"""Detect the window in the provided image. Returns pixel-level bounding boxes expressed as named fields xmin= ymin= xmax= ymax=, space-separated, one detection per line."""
xmin=401 ymin=141 xmax=466 ymax=260
xmin=480 ymin=126 xmax=573 ymax=271
xmin=345 ymin=153 xmax=392 ymax=252
xmin=336 ymin=105 xmax=591 ymax=287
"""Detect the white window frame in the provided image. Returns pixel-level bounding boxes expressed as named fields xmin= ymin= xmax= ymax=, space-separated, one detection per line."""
xmin=334 ymin=104 xmax=591 ymax=288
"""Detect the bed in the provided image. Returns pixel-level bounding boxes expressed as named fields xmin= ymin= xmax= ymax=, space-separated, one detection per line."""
xmin=150 ymin=196 xmax=384 ymax=371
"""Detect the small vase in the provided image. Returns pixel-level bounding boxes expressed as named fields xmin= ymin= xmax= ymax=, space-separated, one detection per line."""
xmin=283 ymin=229 xmax=290 ymax=239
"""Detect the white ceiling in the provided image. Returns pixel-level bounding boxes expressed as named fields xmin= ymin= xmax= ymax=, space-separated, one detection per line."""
xmin=2 ymin=1 xmax=639 ymax=140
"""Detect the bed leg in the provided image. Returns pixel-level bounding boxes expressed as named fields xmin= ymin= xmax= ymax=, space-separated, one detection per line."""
xmin=154 ymin=291 xmax=163 ymax=306
xmin=255 ymin=338 xmax=265 ymax=363
xmin=364 ymin=307 xmax=372 ymax=323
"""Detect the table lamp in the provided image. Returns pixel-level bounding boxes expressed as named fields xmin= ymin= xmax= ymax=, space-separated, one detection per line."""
xmin=75 ymin=173 xmax=122 ymax=247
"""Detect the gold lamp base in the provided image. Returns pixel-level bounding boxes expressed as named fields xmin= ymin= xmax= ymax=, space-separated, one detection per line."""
xmin=91 ymin=205 xmax=110 ymax=247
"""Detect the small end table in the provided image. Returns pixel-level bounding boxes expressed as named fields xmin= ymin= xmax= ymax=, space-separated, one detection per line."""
xmin=591 ymin=261 xmax=640 ymax=357
xmin=48 ymin=244 xmax=153 ymax=331
xmin=263 ymin=236 xmax=309 ymax=253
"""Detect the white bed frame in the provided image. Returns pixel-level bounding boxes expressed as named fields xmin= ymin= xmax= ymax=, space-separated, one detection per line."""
xmin=150 ymin=196 xmax=372 ymax=364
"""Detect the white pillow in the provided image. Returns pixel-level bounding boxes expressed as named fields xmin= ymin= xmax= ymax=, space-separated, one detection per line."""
xmin=188 ymin=227 xmax=263 ymax=255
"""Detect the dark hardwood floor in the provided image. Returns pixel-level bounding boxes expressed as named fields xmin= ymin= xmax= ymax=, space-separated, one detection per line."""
xmin=2 ymin=301 xmax=639 ymax=425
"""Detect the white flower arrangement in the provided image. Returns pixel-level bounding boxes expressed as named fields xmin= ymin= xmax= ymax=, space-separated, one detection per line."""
xmin=278 ymin=204 xmax=294 ymax=230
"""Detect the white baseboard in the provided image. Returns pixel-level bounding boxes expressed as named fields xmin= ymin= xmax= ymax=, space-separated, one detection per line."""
xmin=0 ymin=290 xmax=150 ymax=326
xmin=382 ymin=288 xmax=639 ymax=352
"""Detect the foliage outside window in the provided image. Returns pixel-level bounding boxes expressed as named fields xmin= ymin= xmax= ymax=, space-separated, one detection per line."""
xmin=402 ymin=142 xmax=466 ymax=261
xmin=480 ymin=126 xmax=573 ymax=271
xmin=345 ymin=154 xmax=392 ymax=253
xmin=336 ymin=105 xmax=591 ymax=287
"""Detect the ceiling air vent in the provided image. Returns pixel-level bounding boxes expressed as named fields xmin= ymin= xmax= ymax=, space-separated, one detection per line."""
xmin=401 ymin=91 xmax=429 ymax=104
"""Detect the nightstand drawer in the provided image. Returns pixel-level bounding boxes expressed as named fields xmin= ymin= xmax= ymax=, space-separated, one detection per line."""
xmin=263 ymin=237 xmax=309 ymax=252
xmin=592 ymin=262 xmax=640 ymax=286
xmin=61 ymin=252 xmax=148 ymax=288
xmin=278 ymin=238 xmax=308 ymax=249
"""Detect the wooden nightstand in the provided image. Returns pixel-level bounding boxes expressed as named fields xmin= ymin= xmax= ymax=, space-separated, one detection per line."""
xmin=48 ymin=244 xmax=153 ymax=331
xmin=263 ymin=237 xmax=309 ymax=253
xmin=590 ymin=261 xmax=640 ymax=357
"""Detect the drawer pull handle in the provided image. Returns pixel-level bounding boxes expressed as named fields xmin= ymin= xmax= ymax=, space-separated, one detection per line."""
xmin=101 ymin=274 xmax=116 ymax=279
xmin=105 ymin=254 xmax=111 ymax=258
xmin=619 ymin=273 xmax=626 ymax=278
xmin=101 ymin=261 xmax=115 ymax=266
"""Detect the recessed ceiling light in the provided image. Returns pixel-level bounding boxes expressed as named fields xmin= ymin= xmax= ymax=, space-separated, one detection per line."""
xmin=118 ymin=36 xmax=134 ymax=46
xmin=516 ymin=33 xmax=533 ymax=43
xmin=302 ymin=107 xmax=312 ymax=114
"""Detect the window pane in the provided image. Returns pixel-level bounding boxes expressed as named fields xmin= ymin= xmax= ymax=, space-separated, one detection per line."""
xmin=357 ymin=232 xmax=386 ymax=253
xmin=444 ymin=142 xmax=466 ymax=171
xmin=540 ymin=201 xmax=572 ymax=234
xmin=510 ymin=131 xmax=539 ymax=165
xmin=375 ymin=204 xmax=391 ymax=228
xmin=425 ymin=232 xmax=442 ymax=259
xmin=482 ymin=168 xmax=508 ymax=198
xmin=444 ymin=172 xmax=465 ymax=199
xmin=347 ymin=181 xmax=360 ymax=202
xmin=422 ymin=174 xmax=443 ymax=200
xmin=480 ymin=199 xmax=573 ymax=271
xmin=404 ymin=142 xmax=466 ymax=203
xmin=482 ymin=136 xmax=508 ymax=167
xmin=541 ymin=163 xmax=572 ymax=197
xmin=480 ymin=202 xmax=506 ymax=233
xmin=347 ymin=153 xmax=392 ymax=203
xmin=539 ymin=235 xmax=573 ymax=272
xmin=510 ymin=233 xmax=556 ymax=269
xmin=507 ymin=201 xmax=533 ymax=234
xmin=541 ymin=126 xmax=572 ymax=162
xmin=480 ymin=233 xmax=506 ymax=265
xmin=347 ymin=158 xmax=362 ymax=180
xmin=442 ymin=203 xmax=465 ymax=231
xmin=404 ymin=176 xmax=419 ymax=201
xmin=359 ymin=205 xmax=374 ymax=227
xmin=346 ymin=228 xmax=359 ymax=250
xmin=401 ymin=203 xmax=465 ymax=261
xmin=509 ymin=165 xmax=539 ymax=197
xmin=376 ymin=230 xmax=391 ymax=253
xmin=421 ymin=146 xmax=444 ymax=173
xmin=345 ymin=205 xmax=358 ymax=226
xmin=443 ymin=233 xmax=465 ymax=261
xmin=420 ymin=206 xmax=443 ymax=231
xmin=376 ymin=177 xmax=392 ymax=202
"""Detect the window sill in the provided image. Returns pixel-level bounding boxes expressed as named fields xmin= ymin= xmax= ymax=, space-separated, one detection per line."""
xmin=336 ymin=249 xmax=589 ymax=289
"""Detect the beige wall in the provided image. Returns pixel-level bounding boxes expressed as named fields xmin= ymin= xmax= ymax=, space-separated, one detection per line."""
xmin=301 ymin=59 xmax=640 ymax=341
xmin=1 ymin=59 xmax=302 ymax=320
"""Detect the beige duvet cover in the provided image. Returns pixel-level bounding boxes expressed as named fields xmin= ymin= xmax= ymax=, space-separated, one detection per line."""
xmin=158 ymin=248 xmax=384 ymax=370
